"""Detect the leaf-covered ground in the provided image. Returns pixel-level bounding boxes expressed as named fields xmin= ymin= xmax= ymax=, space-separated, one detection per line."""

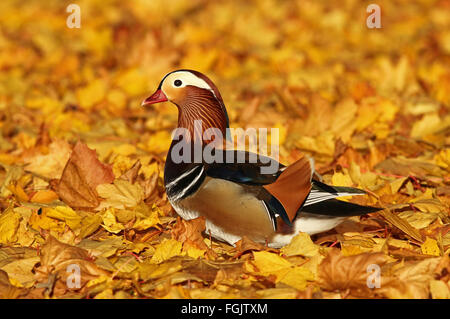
xmin=0 ymin=0 xmax=449 ymax=299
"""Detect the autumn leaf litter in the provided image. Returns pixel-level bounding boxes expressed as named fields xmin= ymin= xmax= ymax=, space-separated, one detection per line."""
xmin=0 ymin=0 xmax=449 ymax=299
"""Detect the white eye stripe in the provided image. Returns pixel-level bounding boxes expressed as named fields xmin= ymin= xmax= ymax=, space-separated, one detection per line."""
xmin=163 ymin=71 xmax=218 ymax=99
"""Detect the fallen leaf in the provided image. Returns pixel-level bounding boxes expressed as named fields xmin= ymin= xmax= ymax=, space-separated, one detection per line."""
xmin=171 ymin=216 xmax=207 ymax=251
xmin=281 ymin=232 xmax=320 ymax=257
xmin=318 ymin=249 xmax=389 ymax=295
xmin=380 ymin=257 xmax=441 ymax=299
xmin=150 ymin=238 xmax=183 ymax=264
xmin=96 ymin=179 xmax=144 ymax=210
xmin=0 ymin=256 xmax=39 ymax=288
xmin=0 ymin=208 xmax=21 ymax=244
xmin=53 ymin=141 xmax=115 ymax=209
xmin=248 ymin=251 xmax=314 ymax=290
xmin=35 ymin=236 xmax=110 ymax=296
xmin=421 ymin=237 xmax=441 ymax=256
xmin=380 ymin=208 xmax=423 ymax=242
xmin=430 ymin=279 xmax=450 ymax=299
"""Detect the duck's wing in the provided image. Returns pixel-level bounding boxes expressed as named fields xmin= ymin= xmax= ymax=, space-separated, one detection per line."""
xmin=205 ymin=150 xmax=314 ymax=227
xmin=205 ymin=150 xmax=283 ymax=185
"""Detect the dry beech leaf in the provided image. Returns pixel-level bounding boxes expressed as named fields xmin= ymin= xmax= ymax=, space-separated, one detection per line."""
xmin=96 ymin=179 xmax=144 ymax=210
xmin=119 ymin=160 xmax=141 ymax=184
xmin=318 ymin=249 xmax=389 ymax=294
xmin=380 ymin=209 xmax=423 ymax=243
xmin=234 ymin=235 xmax=272 ymax=256
xmin=0 ymin=208 xmax=21 ymax=245
xmin=150 ymin=238 xmax=183 ymax=264
xmin=248 ymin=251 xmax=314 ymax=290
xmin=53 ymin=141 xmax=115 ymax=209
xmin=171 ymin=217 xmax=205 ymax=249
xmin=0 ymin=270 xmax=24 ymax=299
xmin=380 ymin=257 xmax=441 ymax=299
xmin=281 ymin=232 xmax=320 ymax=258
xmin=35 ymin=236 xmax=109 ymax=295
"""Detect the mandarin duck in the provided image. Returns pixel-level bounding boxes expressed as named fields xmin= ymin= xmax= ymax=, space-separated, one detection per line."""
xmin=142 ymin=70 xmax=380 ymax=248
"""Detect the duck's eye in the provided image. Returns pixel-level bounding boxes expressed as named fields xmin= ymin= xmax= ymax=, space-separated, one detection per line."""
xmin=174 ymin=79 xmax=182 ymax=87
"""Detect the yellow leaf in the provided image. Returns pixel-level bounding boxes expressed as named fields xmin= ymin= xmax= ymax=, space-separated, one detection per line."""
xmin=111 ymin=144 xmax=137 ymax=157
xmin=430 ymin=280 xmax=450 ymax=299
xmin=184 ymin=246 xmax=206 ymax=259
xmin=278 ymin=266 xmax=314 ymax=291
xmin=30 ymin=190 xmax=59 ymax=204
xmin=23 ymin=139 xmax=72 ymax=180
xmin=6 ymin=184 xmax=28 ymax=202
xmin=77 ymin=236 xmax=123 ymax=258
xmin=250 ymin=251 xmax=313 ymax=290
xmin=390 ymin=177 xmax=408 ymax=194
xmin=256 ymin=288 xmax=299 ymax=299
xmin=434 ymin=148 xmax=450 ymax=170
xmin=86 ymin=275 xmax=109 ymax=288
xmin=138 ymin=259 xmax=183 ymax=281
xmin=398 ymin=210 xmax=441 ymax=229
xmin=281 ymin=232 xmax=320 ymax=257
xmin=106 ymin=89 xmax=127 ymax=110
xmin=96 ymin=179 xmax=144 ymax=210
xmin=332 ymin=172 xmax=353 ymax=187
xmin=295 ymin=132 xmax=335 ymax=157
xmin=0 ymin=209 xmax=21 ymax=244
xmin=0 ymin=257 xmax=40 ymax=288
xmin=341 ymin=244 xmax=364 ymax=256
xmin=381 ymin=209 xmax=423 ymax=242
xmin=29 ymin=209 xmax=64 ymax=232
xmin=133 ymin=207 xmax=160 ymax=231
xmin=112 ymin=155 xmax=136 ymax=178
xmin=410 ymin=113 xmax=445 ymax=139
xmin=150 ymin=238 xmax=183 ymax=264
xmin=101 ymin=208 xmax=124 ymax=234
xmin=252 ymin=251 xmax=292 ymax=278
xmin=46 ymin=206 xmax=82 ymax=230
xmin=115 ymin=68 xmax=148 ymax=96
xmin=138 ymin=131 xmax=172 ymax=154
xmin=25 ymin=95 xmax=63 ymax=115
xmin=78 ymin=214 xmax=103 ymax=239
xmin=421 ymin=237 xmax=441 ymax=256
xmin=76 ymin=79 xmax=106 ymax=110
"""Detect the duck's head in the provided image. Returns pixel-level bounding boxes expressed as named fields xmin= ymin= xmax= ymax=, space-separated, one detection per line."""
xmin=142 ymin=70 xmax=229 ymax=137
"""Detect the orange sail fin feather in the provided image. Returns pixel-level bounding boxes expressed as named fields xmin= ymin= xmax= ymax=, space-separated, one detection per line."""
xmin=263 ymin=156 xmax=312 ymax=222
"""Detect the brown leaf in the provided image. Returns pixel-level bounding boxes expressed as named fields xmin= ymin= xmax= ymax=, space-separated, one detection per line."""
xmin=53 ymin=141 xmax=115 ymax=209
xmin=233 ymin=236 xmax=278 ymax=260
xmin=0 ymin=269 xmax=25 ymax=299
xmin=380 ymin=208 xmax=423 ymax=243
xmin=318 ymin=248 xmax=389 ymax=295
xmin=35 ymin=236 xmax=109 ymax=296
xmin=434 ymin=252 xmax=450 ymax=283
xmin=375 ymin=157 xmax=443 ymax=179
xmin=119 ymin=160 xmax=141 ymax=184
xmin=380 ymin=257 xmax=441 ymax=298
xmin=171 ymin=216 xmax=208 ymax=251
